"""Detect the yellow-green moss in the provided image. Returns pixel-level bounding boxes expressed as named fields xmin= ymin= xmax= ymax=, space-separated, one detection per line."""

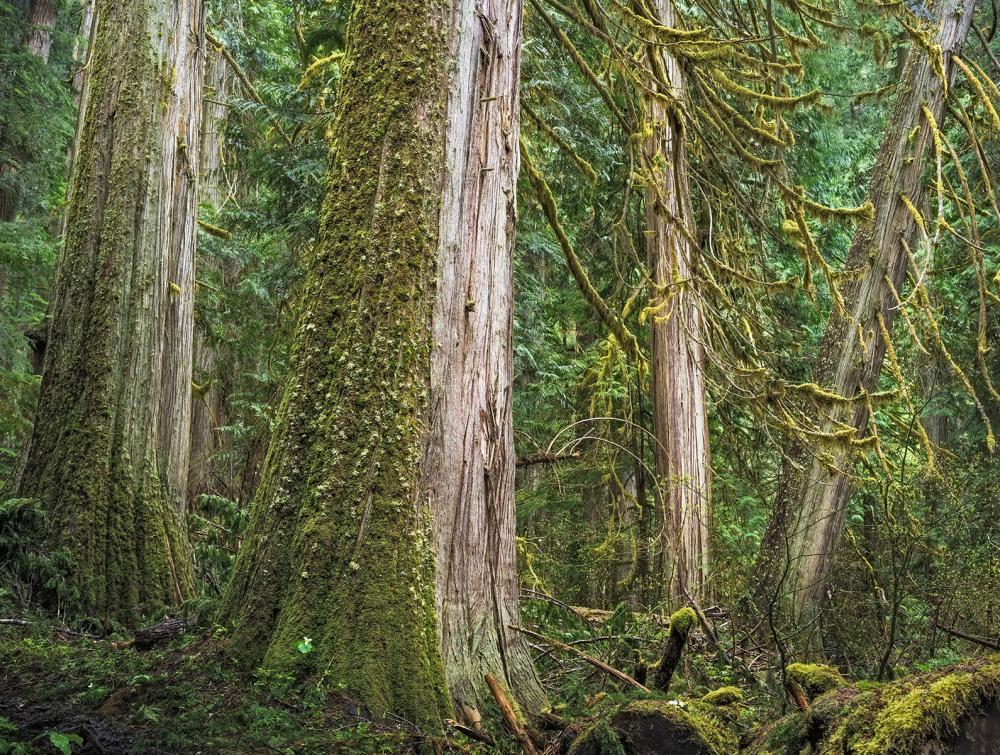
xmin=700 ymin=686 xmax=744 ymax=706
xmin=571 ymin=698 xmax=738 ymax=755
xmin=624 ymin=699 xmax=739 ymax=755
xmin=786 ymin=662 xmax=846 ymax=698
xmin=826 ymin=656 xmax=1000 ymax=755
xmin=751 ymin=657 xmax=1000 ymax=755
xmin=669 ymin=607 xmax=698 ymax=636
xmin=8 ymin=0 xmax=195 ymax=625
xmin=218 ymin=0 xmax=454 ymax=733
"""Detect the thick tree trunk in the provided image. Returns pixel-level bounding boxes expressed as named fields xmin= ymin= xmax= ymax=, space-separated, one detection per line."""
xmin=756 ymin=0 xmax=976 ymax=623
xmin=220 ymin=0 xmax=541 ymax=728
xmin=24 ymin=0 xmax=56 ymax=60
xmin=187 ymin=46 xmax=231 ymax=506
xmin=427 ymin=0 xmax=546 ymax=721
xmin=12 ymin=0 xmax=204 ymax=623
xmin=219 ymin=0 xmax=457 ymax=731
xmin=643 ymin=0 xmax=711 ymax=601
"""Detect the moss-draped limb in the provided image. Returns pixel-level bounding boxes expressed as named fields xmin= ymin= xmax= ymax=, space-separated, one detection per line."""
xmin=520 ymin=139 xmax=642 ymax=363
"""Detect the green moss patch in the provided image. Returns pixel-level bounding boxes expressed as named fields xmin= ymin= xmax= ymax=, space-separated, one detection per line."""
xmin=749 ymin=655 xmax=1000 ymax=755
xmin=569 ymin=697 xmax=738 ymax=755
xmin=785 ymin=662 xmax=846 ymax=698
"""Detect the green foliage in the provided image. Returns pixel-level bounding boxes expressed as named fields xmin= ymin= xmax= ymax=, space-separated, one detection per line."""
xmin=46 ymin=732 xmax=82 ymax=755
xmin=0 ymin=1 xmax=75 ymax=478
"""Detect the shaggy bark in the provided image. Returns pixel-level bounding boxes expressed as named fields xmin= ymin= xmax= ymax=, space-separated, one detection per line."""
xmin=756 ymin=0 xmax=976 ymax=622
xmin=427 ymin=0 xmax=546 ymax=720
xmin=642 ymin=0 xmax=711 ymax=600
xmin=187 ymin=46 xmax=232 ymax=506
xmin=12 ymin=0 xmax=204 ymax=622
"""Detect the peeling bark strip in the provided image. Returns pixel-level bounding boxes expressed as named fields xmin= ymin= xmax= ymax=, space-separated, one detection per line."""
xmin=757 ymin=0 xmax=976 ymax=620
xmin=12 ymin=0 xmax=204 ymax=621
xmin=642 ymin=0 xmax=711 ymax=600
xmin=427 ymin=0 xmax=546 ymax=719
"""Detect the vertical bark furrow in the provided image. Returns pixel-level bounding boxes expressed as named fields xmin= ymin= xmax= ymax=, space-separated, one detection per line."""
xmin=427 ymin=0 xmax=545 ymax=719
xmin=644 ymin=0 xmax=712 ymax=601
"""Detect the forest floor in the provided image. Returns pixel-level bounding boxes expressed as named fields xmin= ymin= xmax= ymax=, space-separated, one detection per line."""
xmin=0 ymin=620 xmax=476 ymax=754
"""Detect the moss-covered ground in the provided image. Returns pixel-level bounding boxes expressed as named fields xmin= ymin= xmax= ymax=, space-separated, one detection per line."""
xmin=0 ymin=621 xmax=485 ymax=754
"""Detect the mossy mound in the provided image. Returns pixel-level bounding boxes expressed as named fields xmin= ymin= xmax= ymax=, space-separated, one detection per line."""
xmin=785 ymin=663 xmax=845 ymax=699
xmin=568 ymin=698 xmax=738 ymax=755
xmin=701 ymin=686 xmax=745 ymax=706
xmin=749 ymin=655 xmax=1000 ymax=755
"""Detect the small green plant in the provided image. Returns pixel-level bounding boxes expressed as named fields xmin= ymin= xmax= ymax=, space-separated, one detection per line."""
xmin=297 ymin=636 xmax=314 ymax=654
xmin=46 ymin=732 xmax=83 ymax=755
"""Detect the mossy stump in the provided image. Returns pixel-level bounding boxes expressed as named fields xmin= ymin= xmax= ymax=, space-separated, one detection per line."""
xmin=653 ymin=608 xmax=698 ymax=692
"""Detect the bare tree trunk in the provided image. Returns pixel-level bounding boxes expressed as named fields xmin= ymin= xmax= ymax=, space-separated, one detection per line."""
xmin=187 ymin=45 xmax=232 ymax=506
xmin=426 ymin=0 xmax=545 ymax=719
xmin=642 ymin=0 xmax=711 ymax=601
xmin=11 ymin=0 xmax=204 ymax=623
xmin=756 ymin=0 xmax=976 ymax=624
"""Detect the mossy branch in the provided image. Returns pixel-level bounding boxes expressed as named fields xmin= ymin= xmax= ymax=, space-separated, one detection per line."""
xmin=521 ymin=139 xmax=642 ymax=363
xmin=206 ymin=31 xmax=293 ymax=147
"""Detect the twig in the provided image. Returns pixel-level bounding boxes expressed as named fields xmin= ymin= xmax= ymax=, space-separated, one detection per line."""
xmin=205 ymin=31 xmax=294 ymax=147
xmin=516 ymin=452 xmax=582 ymax=468
xmin=446 ymin=720 xmax=495 ymax=746
xmin=510 ymin=625 xmax=651 ymax=693
xmin=0 ymin=618 xmax=96 ymax=638
xmin=520 ymin=589 xmax=590 ymax=625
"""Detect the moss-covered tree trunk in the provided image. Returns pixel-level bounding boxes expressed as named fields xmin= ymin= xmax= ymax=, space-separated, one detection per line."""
xmin=220 ymin=0 xmax=542 ymax=729
xmin=219 ymin=0 xmax=455 ymax=731
xmin=11 ymin=0 xmax=204 ymax=623
xmin=642 ymin=0 xmax=711 ymax=601
xmin=428 ymin=0 xmax=546 ymax=721
xmin=755 ymin=0 xmax=975 ymax=623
